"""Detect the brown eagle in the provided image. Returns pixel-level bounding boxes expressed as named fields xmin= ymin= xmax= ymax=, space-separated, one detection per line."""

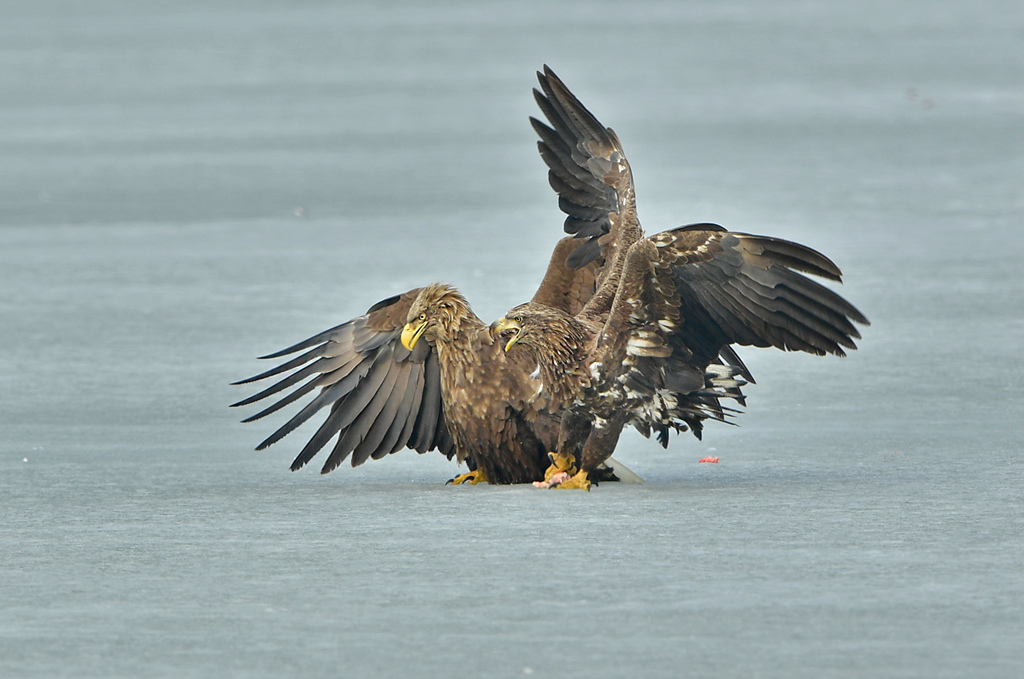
xmin=232 ymin=238 xmax=599 ymax=485
xmin=492 ymin=69 xmax=870 ymax=490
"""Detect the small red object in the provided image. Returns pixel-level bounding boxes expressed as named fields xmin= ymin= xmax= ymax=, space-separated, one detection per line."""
xmin=698 ymin=456 xmax=719 ymax=463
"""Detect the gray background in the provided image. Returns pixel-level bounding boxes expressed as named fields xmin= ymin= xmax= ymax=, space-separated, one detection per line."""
xmin=2 ymin=1 xmax=1021 ymax=677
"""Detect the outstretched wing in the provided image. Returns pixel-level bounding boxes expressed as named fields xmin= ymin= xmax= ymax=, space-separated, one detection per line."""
xmin=648 ymin=224 xmax=871 ymax=370
xmin=232 ymin=288 xmax=454 ymax=474
xmin=532 ymin=65 xmax=642 ymax=270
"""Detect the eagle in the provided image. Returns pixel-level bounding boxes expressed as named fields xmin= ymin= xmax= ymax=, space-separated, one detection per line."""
xmin=491 ymin=69 xmax=870 ymax=490
xmin=232 ymin=239 xmax=601 ymax=485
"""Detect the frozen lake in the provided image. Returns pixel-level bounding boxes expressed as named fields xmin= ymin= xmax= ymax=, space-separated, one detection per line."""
xmin=2 ymin=1 xmax=1022 ymax=677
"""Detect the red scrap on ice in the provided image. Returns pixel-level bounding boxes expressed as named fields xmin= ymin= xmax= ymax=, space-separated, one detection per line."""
xmin=698 ymin=457 xmax=719 ymax=464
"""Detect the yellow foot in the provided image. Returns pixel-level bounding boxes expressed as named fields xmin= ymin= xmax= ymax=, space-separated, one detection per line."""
xmin=446 ymin=468 xmax=488 ymax=485
xmin=550 ymin=470 xmax=591 ymax=491
xmin=544 ymin=451 xmax=577 ymax=482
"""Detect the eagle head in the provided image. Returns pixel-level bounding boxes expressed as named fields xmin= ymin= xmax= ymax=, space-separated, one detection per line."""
xmin=490 ymin=304 xmax=528 ymax=352
xmin=401 ymin=283 xmax=471 ymax=350
xmin=491 ymin=302 xmax=583 ymax=357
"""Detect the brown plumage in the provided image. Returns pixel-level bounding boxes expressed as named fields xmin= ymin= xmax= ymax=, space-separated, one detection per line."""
xmin=396 ymin=284 xmax=563 ymax=484
xmin=493 ymin=70 xmax=870 ymax=489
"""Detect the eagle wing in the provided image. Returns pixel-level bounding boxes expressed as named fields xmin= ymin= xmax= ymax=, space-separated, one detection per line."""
xmin=529 ymin=236 xmax=600 ymax=316
xmin=531 ymin=65 xmax=642 ymax=271
xmin=232 ymin=288 xmax=454 ymax=474
xmin=646 ymin=224 xmax=871 ymax=371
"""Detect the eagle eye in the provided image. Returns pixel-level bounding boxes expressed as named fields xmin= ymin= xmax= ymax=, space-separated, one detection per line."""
xmin=418 ymin=312 xmax=426 ymax=321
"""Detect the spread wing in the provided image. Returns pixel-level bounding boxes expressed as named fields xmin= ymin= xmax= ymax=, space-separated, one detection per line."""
xmin=232 ymin=288 xmax=454 ymax=474
xmin=647 ymin=224 xmax=871 ymax=370
xmin=532 ymin=65 xmax=642 ymax=270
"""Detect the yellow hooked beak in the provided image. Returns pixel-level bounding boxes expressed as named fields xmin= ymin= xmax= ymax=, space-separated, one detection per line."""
xmin=490 ymin=317 xmax=523 ymax=352
xmin=401 ymin=319 xmax=427 ymax=350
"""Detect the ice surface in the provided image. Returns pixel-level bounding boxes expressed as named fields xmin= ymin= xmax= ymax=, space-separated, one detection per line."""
xmin=1 ymin=1 xmax=1022 ymax=677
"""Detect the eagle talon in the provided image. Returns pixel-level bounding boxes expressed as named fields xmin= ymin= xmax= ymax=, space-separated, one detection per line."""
xmin=447 ymin=469 xmax=488 ymax=485
xmin=530 ymin=452 xmax=579 ymax=487
xmin=544 ymin=451 xmax=577 ymax=482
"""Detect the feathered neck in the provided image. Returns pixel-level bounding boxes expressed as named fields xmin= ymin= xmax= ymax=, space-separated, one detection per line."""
xmin=519 ymin=310 xmax=592 ymax=404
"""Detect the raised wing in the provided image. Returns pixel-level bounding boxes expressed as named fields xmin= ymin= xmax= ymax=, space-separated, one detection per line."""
xmin=532 ymin=65 xmax=642 ymax=270
xmin=232 ymin=288 xmax=454 ymax=474
xmin=649 ymin=224 xmax=870 ymax=369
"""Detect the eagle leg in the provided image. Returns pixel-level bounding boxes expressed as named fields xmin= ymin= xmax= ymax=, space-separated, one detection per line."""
xmin=447 ymin=469 xmax=489 ymax=485
xmin=544 ymin=451 xmax=577 ymax=482
xmin=532 ymin=452 xmax=578 ymax=488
